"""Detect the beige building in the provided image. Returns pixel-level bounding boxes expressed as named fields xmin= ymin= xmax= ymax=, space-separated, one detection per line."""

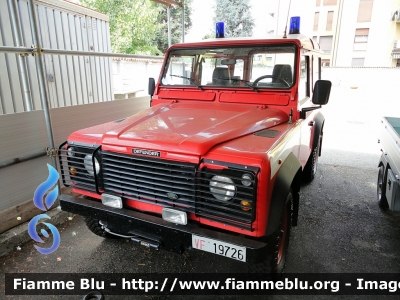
xmin=312 ymin=0 xmax=400 ymax=67
xmin=261 ymin=0 xmax=400 ymax=67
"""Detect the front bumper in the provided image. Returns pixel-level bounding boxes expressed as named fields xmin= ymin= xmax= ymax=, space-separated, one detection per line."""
xmin=60 ymin=194 xmax=268 ymax=263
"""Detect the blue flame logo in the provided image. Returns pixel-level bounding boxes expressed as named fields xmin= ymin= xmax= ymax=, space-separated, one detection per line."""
xmin=28 ymin=164 xmax=61 ymax=254
xmin=33 ymin=164 xmax=59 ymax=210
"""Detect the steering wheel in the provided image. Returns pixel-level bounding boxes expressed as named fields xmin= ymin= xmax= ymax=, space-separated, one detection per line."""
xmin=252 ymin=75 xmax=290 ymax=87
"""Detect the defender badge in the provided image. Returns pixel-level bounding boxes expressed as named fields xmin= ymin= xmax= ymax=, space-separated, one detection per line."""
xmin=132 ymin=148 xmax=161 ymax=157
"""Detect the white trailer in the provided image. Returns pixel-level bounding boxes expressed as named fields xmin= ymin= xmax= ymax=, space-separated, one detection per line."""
xmin=377 ymin=117 xmax=400 ymax=210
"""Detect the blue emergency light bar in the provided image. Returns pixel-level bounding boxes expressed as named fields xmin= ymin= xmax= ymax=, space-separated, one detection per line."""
xmin=289 ymin=16 xmax=300 ymax=34
xmin=216 ymin=22 xmax=225 ymax=38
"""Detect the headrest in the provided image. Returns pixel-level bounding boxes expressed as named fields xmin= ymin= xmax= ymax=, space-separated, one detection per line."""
xmin=272 ymin=64 xmax=293 ymax=84
xmin=212 ymin=67 xmax=230 ymax=84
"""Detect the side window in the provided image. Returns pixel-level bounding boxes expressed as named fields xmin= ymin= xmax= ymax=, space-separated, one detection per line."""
xmin=313 ymin=56 xmax=320 ymax=89
xmin=298 ymin=56 xmax=309 ymax=100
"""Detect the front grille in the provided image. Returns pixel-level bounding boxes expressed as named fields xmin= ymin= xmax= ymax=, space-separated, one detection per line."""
xmin=102 ymin=152 xmax=197 ymax=210
xmin=101 ymin=151 xmax=258 ymax=230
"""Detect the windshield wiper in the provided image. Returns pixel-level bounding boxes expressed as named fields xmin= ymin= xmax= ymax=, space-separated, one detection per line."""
xmin=170 ymin=74 xmax=203 ymax=90
xmin=217 ymin=77 xmax=258 ymax=92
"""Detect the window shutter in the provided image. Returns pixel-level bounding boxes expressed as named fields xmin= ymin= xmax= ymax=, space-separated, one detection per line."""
xmin=355 ymin=28 xmax=369 ymax=35
xmin=314 ymin=12 xmax=320 ymax=31
xmin=319 ymin=36 xmax=333 ymax=53
xmin=326 ymin=11 xmax=334 ymax=31
xmin=323 ymin=0 xmax=337 ymax=5
xmin=357 ymin=0 xmax=374 ymax=22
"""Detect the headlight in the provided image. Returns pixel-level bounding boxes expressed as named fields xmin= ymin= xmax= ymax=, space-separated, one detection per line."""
xmin=67 ymin=147 xmax=75 ymax=157
xmin=84 ymin=154 xmax=100 ymax=176
xmin=241 ymin=173 xmax=253 ymax=187
xmin=209 ymin=175 xmax=236 ymax=201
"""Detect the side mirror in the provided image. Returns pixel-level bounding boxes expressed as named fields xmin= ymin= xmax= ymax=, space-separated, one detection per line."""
xmin=148 ymin=78 xmax=155 ymax=97
xmin=312 ymin=80 xmax=331 ymax=105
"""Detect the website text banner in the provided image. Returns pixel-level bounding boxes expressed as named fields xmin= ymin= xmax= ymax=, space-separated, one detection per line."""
xmin=5 ymin=273 xmax=400 ymax=295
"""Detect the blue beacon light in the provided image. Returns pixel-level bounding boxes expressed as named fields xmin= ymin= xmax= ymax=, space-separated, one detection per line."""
xmin=216 ymin=22 xmax=225 ymax=38
xmin=289 ymin=16 xmax=300 ymax=34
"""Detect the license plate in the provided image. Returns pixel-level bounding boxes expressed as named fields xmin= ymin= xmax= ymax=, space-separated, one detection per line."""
xmin=192 ymin=235 xmax=246 ymax=262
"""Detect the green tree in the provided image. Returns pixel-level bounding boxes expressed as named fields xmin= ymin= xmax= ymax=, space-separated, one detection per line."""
xmin=81 ymin=0 xmax=162 ymax=55
xmin=213 ymin=0 xmax=254 ymax=38
xmin=154 ymin=0 xmax=193 ymax=53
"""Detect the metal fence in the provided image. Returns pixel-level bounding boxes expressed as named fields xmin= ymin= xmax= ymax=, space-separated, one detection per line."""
xmin=0 ymin=0 xmax=114 ymax=114
xmin=0 ymin=0 xmax=155 ymax=229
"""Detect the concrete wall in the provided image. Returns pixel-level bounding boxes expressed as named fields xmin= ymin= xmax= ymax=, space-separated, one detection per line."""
xmin=112 ymin=57 xmax=164 ymax=97
xmin=321 ymin=67 xmax=400 ymax=122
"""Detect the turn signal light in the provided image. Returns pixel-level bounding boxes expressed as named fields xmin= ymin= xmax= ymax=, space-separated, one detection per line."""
xmin=240 ymin=200 xmax=251 ymax=211
xmin=69 ymin=167 xmax=77 ymax=176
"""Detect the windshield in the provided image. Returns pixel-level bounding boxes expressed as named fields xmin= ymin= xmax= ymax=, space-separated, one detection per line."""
xmin=161 ymin=45 xmax=296 ymax=90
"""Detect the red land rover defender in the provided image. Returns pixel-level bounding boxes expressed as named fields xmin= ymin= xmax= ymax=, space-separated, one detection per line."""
xmin=58 ymin=32 xmax=331 ymax=274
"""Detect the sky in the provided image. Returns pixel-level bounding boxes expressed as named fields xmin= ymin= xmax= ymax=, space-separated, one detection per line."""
xmin=185 ymin=0 xmax=270 ymax=41
xmin=185 ymin=0 xmax=313 ymax=42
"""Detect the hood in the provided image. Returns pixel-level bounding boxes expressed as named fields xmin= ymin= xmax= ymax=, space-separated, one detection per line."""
xmin=71 ymin=103 xmax=288 ymax=156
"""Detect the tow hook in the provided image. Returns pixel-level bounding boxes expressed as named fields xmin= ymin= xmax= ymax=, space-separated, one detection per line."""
xmin=99 ymin=221 xmax=160 ymax=250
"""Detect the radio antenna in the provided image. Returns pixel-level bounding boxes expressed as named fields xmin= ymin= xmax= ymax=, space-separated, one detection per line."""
xmin=283 ymin=0 xmax=292 ymax=38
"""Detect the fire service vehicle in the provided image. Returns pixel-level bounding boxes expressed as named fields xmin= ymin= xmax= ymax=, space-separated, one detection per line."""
xmin=58 ymin=19 xmax=331 ymax=274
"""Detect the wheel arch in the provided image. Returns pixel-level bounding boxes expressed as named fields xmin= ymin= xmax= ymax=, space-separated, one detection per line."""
xmin=313 ymin=112 xmax=325 ymax=156
xmin=266 ymin=152 xmax=302 ymax=236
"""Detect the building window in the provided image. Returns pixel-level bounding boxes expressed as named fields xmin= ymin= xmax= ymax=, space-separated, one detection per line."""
xmin=323 ymin=0 xmax=337 ymax=5
xmin=319 ymin=36 xmax=333 ymax=54
xmin=326 ymin=11 xmax=334 ymax=31
xmin=322 ymin=59 xmax=330 ymax=67
xmin=357 ymin=0 xmax=374 ymax=23
xmin=352 ymin=58 xmax=365 ymax=67
xmin=316 ymin=0 xmax=321 ymax=6
xmin=313 ymin=36 xmax=318 ymax=43
xmin=314 ymin=12 xmax=320 ymax=31
xmin=354 ymin=28 xmax=369 ymax=51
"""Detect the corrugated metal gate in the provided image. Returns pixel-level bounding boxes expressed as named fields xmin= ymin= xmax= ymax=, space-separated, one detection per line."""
xmin=0 ymin=0 xmax=112 ymax=114
xmin=0 ymin=0 xmax=152 ymax=234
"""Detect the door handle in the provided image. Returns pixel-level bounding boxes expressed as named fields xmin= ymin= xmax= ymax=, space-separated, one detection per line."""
xmin=308 ymin=121 xmax=314 ymax=126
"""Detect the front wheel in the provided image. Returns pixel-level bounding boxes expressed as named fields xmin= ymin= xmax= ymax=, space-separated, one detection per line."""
xmin=377 ymin=165 xmax=388 ymax=209
xmin=84 ymin=217 xmax=119 ymax=239
xmin=248 ymin=192 xmax=292 ymax=275
xmin=303 ymin=138 xmax=320 ymax=182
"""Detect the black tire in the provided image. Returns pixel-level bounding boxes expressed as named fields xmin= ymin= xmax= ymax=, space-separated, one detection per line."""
xmin=248 ymin=192 xmax=292 ymax=276
xmin=377 ymin=165 xmax=389 ymax=209
xmin=84 ymin=217 xmax=118 ymax=239
xmin=303 ymin=137 xmax=320 ymax=182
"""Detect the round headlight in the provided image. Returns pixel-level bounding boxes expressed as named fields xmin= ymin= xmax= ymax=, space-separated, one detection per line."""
xmin=67 ymin=147 xmax=75 ymax=157
xmin=209 ymin=175 xmax=236 ymax=201
xmin=84 ymin=155 xmax=100 ymax=176
xmin=241 ymin=173 xmax=253 ymax=187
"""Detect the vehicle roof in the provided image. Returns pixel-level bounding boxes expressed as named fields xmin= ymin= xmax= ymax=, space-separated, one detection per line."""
xmin=169 ymin=34 xmax=320 ymax=52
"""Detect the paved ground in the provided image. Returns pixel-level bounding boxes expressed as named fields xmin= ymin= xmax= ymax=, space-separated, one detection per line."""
xmin=1 ymin=68 xmax=400 ymax=300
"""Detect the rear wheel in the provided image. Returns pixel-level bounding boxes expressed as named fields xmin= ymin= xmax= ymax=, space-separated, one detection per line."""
xmin=248 ymin=192 xmax=292 ymax=275
xmin=377 ymin=165 xmax=388 ymax=209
